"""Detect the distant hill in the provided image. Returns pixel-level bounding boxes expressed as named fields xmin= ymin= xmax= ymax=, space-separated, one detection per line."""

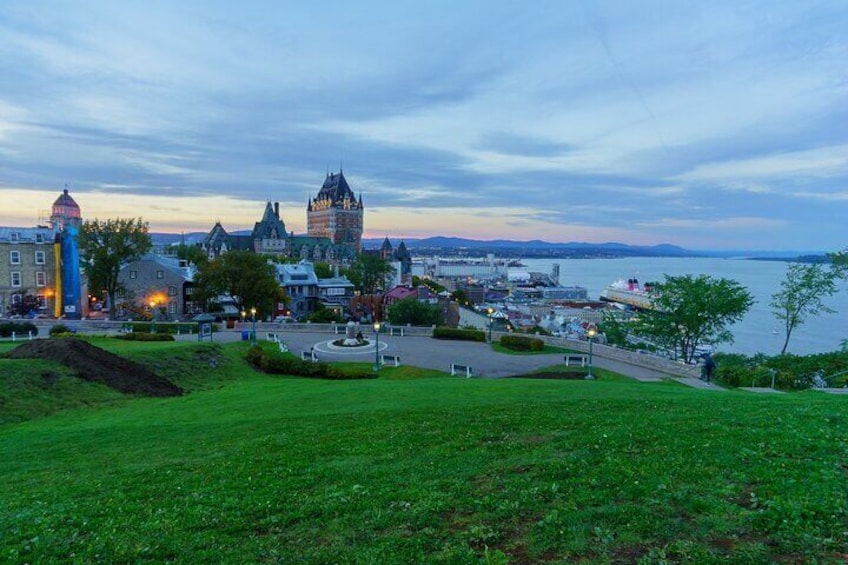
xmin=362 ymin=236 xmax=696 ymax=258
xmin=149 ymin=232 xmax=818 ymax=260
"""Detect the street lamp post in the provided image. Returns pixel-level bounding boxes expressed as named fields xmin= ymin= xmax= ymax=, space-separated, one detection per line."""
xmin=150 ymin=300 xmax=157 ymax=333
xmin=487 ymin=307 xmax=494 ymax=343
xmin=250 ymin=307 xmax=257 ymax=346
xmin=585 ymin=324 xmax=597 ymax=380
xmin=373 ymin=321 xmax=381 ymax=371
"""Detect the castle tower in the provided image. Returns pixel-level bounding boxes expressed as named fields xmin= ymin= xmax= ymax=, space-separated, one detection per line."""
xmin=307 ymin=170 xmax=363 ymax=254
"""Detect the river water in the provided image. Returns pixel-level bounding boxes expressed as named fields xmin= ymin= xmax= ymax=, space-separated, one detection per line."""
xmin=517 ymin=257 xmax=848 ymax=356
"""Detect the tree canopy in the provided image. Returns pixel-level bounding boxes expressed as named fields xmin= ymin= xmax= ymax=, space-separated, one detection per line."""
xmin=346 ymin=254 xmax=395 ymax=294
xmin=386 ymin=298 xmax=444 ymax=326
xmin=193 ymin=251 xmax=282 ymax=318
xmin=634 ymin=274 xmax=754 ymax=363
xmin=79 ymin=218 xmax=152 ymax=320
xmin=771 ymin=262 xmax=843 ymax=355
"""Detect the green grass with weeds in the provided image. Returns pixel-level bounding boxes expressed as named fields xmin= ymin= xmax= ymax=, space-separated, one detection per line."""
xmin=492 ymin=342 xmax=575 ymax=356
xmin=1 ymin=340 xmax=847 ymax=563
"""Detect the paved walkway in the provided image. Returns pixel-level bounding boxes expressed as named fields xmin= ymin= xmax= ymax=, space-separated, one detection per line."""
xmin=188 ymin=329 xmax=682 ymax=381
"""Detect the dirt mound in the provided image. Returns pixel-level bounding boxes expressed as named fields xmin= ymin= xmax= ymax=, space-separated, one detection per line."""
xmin=5 ymin=338 xmax=183 ymax=397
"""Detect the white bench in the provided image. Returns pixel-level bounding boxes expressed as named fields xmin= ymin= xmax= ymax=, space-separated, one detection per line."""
xmin=301 ymin=350 xmax=317 ymax=362
xmin=450 ymin=363 xmax=473 ymax=378
xmin=278 ymin=341 xmax=289 ymax=353
xmin=564 ymin=354 xmax=588 ymax=367
xmin=266 ymin=332 xmax=279 ymax=343
xmin=381 ymin=354 xmax=400 ymax=367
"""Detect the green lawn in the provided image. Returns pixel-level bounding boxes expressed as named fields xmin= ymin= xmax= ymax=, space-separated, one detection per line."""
xmin=1 ymin=340 xmax=847 ymax=564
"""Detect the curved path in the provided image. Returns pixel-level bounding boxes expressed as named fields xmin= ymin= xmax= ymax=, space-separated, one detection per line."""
xmin=187 ymin=329 xmax=674 ymax=381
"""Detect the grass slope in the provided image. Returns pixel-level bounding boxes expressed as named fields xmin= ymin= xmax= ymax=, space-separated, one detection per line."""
xmin=1 ymin=341 xmax=847 ymax=564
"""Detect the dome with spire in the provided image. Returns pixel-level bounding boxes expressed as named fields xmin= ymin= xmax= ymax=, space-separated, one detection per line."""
xmin=51 ymin=188 xmax=82 ymax=231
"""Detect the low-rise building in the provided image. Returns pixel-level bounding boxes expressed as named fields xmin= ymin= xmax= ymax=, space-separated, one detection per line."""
xmin=275 ymin=261 xmax=319 ymax=320
xmin=117 ymin=254 xmax=198 ymax=319
xmin=0 ymin=227 xmax=56 ymax=316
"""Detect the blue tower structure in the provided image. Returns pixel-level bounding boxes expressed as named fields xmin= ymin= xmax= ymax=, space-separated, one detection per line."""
xmin=51 ymin=189 xmax=83 ymax=319
xmin=59 ymin=225 xmax=83 ymax=319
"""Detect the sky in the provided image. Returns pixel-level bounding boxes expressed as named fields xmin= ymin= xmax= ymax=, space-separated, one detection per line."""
xmin=0 ymin=1 xmax=846 ymax=251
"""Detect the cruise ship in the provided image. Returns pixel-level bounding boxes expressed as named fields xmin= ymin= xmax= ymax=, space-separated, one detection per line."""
xmin=599 ymin=278 xmax=655 ymax=310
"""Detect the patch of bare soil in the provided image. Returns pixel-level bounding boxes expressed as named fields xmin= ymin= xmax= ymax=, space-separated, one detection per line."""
xmin=4 ymin=338 xmax=183 ymax=397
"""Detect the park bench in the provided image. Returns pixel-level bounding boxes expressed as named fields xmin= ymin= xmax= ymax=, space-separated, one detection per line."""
xmin=266 ymin=332 xmax=279 ymax=343
xmin=278 ymin=341 xmax=289 ymax=353
xmin=381 ymin=354 xmax=400 ymax=367
xmin=563 ymin=354 xmax=588 ymax=367
xmin=450 ymin=363 xmax=473 ymax=378
xmin=301 ymin=350 xmax=317 ymax=362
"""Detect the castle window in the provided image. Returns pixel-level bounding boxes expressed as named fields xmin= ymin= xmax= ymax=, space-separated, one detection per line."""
xmin=10 ymin=251 xmax=20 ymax=265
xmin=35 ymin=251 xmax=46 ymax=265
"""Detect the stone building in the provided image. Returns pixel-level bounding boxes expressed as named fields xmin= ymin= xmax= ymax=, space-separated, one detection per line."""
xmin=201 ymin=200 xmax=350 ymax=264
xmin=0 ymin=227 xmax=56 ymax=316
xmin=307 ymin=170 xmax=364 ymax=255
xmin=116 ymin=254 xmax=198 ymax=319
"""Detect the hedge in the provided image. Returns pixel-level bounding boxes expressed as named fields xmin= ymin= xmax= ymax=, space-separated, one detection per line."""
xmin=0 ymin=322 xmax=38 ymax=338
xmin=123 ymin=322 xmax=215 ymax=335
xmin=114 ymin=332 xmax=176 ymax=342
xmin=500 ymin=335 xmax=544 ymax=352
xmin=432 ymin=327 xmax=486 ymax=342
xmin=246 ymin=346 xmax=375 ymax=380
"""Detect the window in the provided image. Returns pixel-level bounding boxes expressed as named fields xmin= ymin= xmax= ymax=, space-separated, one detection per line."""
xmin=10 ymin=251 xmax=20 ymax=265
xmin=36 ymin=233 xmax=45 ymax=244
xmin=35 ymin=272 xmax=46 ymax=287
xmin=168 ymin=286 xmax=177 ymax=296
xmin=36 ymin=295 xmax=46 ymax=309
xmin=168 ymin=302 xmax=177 ymax=314
xmin=35 ymin=251 xmax=46 ymax=265
xmin=157 ymin=270 xmax=164 ymax=279
xmin=10 ymin=232 xmax=19 ymax=242
xmin=11 ymin=272 xmax=22 ymax=287
xmin=11 ymin=293 xmax=22 ymax=305
xmin=129 ymin=270 xmax=137 ymax=279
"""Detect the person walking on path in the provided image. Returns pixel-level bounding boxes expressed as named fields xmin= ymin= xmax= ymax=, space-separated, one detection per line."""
xmin=702 ymin=353 xmax=716 ymax=384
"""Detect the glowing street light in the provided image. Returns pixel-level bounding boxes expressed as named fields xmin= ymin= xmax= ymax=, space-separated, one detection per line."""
xmin=150 ymin=299 xmax=157 ymax=333
xmin=250 ymin=307 xmax=257 ymax=346
xmin=487 ymin=307 xmax=494 ymax=343
xmin=585 ymin=324 xmax=597 ymax=380
xmin=373 ymin=321 xmax=382 ymax=371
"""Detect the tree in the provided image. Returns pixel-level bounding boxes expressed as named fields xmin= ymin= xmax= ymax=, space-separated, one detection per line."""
xmin=306 ymin=303 xmax=343 ymax=323
xmin=193 ymin=250 xmax=282 ymax=318
xmin=79 ymin=218 xmax=152 ymax=320
xmin=770 ymin=262 xmax=843 ymax=355
xmin=634 ymin=274 xmax=754 ymax=363
xmin=173 ymin=243 xmax=208 ymax=267
xmin=346 ymin=254 xmax=395 ymax=294
xmin=9 ymin=292 xmax=40 ymax=317
xmin=312 ymin=261 xmax=333 ymax=279
xmin=386 ymin=298 xmax=444 ymax=326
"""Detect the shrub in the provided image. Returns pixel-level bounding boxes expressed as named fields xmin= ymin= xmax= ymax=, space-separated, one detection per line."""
xmin=432 ymin=327 xmax=485 ymax=342
xmin=114 ymin=332 xmax=175 ymax=342
xmin=49 ymin=324 xmax=73 ymax=336
xmin=246 ymin=347 xmax=374 ymax=380
xmin=0 ymin=321 xmax=38 ymax=338
xmin=125 ymin=322 xmax=207 ymax=335
xmin=500 ymin=335 xmax=544 ymax=351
